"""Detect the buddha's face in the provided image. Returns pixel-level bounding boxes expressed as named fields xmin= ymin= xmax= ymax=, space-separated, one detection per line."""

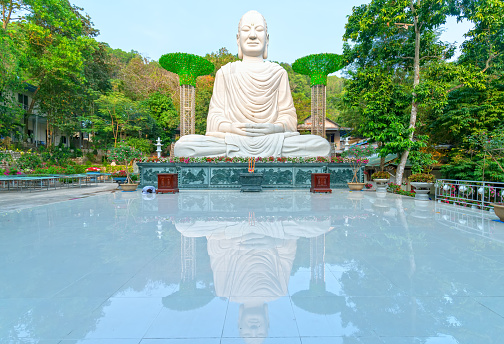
xmin=237 ymin=11 xmax=268 ymax=59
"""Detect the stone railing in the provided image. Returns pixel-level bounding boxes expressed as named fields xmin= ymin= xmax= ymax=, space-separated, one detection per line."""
xmin=435 ymin=179 xmax=504 ymax=211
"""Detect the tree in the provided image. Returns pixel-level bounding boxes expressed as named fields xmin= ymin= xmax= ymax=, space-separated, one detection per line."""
xmin=159 ymin=53 xmax=214 ymax=136
xmin=281 ymin=62 xmax=311 ymax=124
xmin=93 ymin=91 xmax=148 ymax=148
xmin=343 ymin=0 xmax=453 ymax=183
xmin=292 ymin=53 xmax=343 ymax=137
xmin=204 ymin=47 xmax=238 ymax=77
xmin=0 ymin=0 xmax=104 ymax=145
xmin=422 ymin=0 xmax=504 ymax=180
xmin=145 ymin=91 xmax=178 ymax=143
xmin=343 ymin=66 xmax=414 ymax=171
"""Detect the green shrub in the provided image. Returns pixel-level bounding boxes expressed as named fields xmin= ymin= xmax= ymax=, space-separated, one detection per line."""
xmin=126 ymin=137 xmax=153 ymax=154
xmin=409 ymin=173 xmax=436 ymax=183
xmin=371 ymin=171 xmax=389 ymax=179
xmin=16 ymin=153 xmax=42 ymax=170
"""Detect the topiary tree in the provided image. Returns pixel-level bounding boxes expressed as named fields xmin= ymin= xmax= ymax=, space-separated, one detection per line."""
xmin=159 ymin=53 xmax=214 ymax=136
xmin=292 ymin=54 xmax=343 ymax=138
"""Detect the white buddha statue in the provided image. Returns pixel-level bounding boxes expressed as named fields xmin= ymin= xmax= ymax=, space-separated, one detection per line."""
xmin=174 ymin=10 xmax=331 ymax=158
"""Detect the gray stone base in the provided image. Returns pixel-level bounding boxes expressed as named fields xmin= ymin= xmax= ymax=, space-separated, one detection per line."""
xmin=138 ymin=162 xmax=362 ymax=189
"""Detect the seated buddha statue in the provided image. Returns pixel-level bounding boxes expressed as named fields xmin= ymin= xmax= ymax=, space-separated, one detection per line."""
xmin=174 ymin=10 xmax=331 ymax=158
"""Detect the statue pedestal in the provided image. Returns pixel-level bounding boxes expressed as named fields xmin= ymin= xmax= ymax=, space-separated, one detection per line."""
xmin=239 ymin=173 xmax=263 ymax=192
xmin=138 ymin=162 xmax=360 ymax=190
xmin=156 ymin=173 xmax=179 ymax=194
xmin=310 ymin=173 xmax=332 ymax=193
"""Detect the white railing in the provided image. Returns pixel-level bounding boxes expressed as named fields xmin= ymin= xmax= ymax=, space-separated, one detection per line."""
xmin=435 ymin=179 xmax=504 ymax=211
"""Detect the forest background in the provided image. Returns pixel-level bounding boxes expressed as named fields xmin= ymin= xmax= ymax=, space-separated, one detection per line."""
xmin=0 ymin=0 xmax=503 ymax=181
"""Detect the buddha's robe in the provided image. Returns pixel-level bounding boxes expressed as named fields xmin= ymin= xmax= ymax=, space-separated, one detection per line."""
xmin=174 ymin=61 xmax=331 ymax=157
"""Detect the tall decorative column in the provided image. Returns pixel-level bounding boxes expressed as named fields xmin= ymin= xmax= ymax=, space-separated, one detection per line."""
xmin=293 ymin=53 xmax=343 ymax=138
xmin=311 ymin=84 xmax=326 ymax=137
xmin=180 ymin=84 xmax=196 ymax=136
xmin=159 ymin=53 xmax=214 ymax=136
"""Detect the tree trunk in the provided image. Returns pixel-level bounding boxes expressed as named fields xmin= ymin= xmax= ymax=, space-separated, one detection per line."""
xmin=396 ymin=0 xmax=421 ymax=184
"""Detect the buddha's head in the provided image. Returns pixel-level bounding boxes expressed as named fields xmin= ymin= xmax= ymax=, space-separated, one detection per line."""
xmin=237 ymin=10 xmax=269 ymax=60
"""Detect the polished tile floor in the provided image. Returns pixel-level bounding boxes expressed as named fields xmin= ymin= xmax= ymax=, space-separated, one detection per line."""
xmin=1 ymin=189 xmax=504 ymax=343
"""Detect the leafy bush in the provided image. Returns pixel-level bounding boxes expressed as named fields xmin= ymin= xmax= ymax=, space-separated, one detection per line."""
xmin=126 ymin=137 xmax=153 ymax=154
xmin=371 ymin=171 xmax=389 ymax=179
xmin=409 ymin=173 xmax=436 ymax=183
xmin=38 ymin=144 xmax=73 ymax=166
xmin=16 ymin=153 xmax=42 ymax=170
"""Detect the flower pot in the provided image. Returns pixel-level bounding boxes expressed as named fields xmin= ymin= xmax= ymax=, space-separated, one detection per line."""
xmin=121 ymin=183 xmax=138 ymax=192
xmin=348 ymin=182 xmax=365 ymax=191
xmin=374 ymin=178 xmax=389 ymax=192
xmin=410 ymin=182 xmax=433 ymax=201
xmin=491 ymin=203 xmax=504 ymax=222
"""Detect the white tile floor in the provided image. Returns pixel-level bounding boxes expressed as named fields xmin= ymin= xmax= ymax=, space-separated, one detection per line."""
xmin=1 ymin=189 xmax=504 ymax=343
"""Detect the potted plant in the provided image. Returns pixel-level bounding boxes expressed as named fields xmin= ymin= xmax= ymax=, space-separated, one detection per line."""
xmin=108 ymin=143 xmax=143 ymax=192
xmin=111 ymin=170 xmax=128 ymax=184
xmin=409 ymin=173 xmax=436 ymax=200
xmin=490 ymin=202 xmax=504 ymax=222
xmin=371 ymin=171 xmax=390 ymax=192
xmin=408 ymin=149 xmax=437 ymax=200
xmin=342 ymin=145 xmax=375 ymax=191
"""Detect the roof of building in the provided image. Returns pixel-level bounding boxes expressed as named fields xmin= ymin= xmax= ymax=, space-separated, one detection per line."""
xmin=297 ymin=116 xmax=352 ymax=131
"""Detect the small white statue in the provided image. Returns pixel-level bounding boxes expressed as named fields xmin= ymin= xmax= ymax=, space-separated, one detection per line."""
xmin=174 ymin=10 xmax=331 ymax=158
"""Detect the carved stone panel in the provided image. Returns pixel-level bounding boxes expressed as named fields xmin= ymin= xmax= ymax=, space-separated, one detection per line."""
xmin=294 ymin=167 xmax=325 ymax=187
xmin=179 ymin=167 xmax=208 ymax=188
xmin=328 ymin=167 xmax=361 ymax=188
xmin=210 ymin=167 xmax=247 ymax=186
xmin=255 ymin=167 xmax=294 ymax=187
xmin=141 ymin=166 xmax=177 ymax=187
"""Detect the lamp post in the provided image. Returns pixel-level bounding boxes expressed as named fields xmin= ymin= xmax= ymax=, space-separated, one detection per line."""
xmin=155 ymin=137 xmax=163 ymax=158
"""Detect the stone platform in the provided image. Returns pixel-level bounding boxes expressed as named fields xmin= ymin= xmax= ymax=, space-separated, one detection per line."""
xmin=138 ymin=162 xmax=362 ymax=189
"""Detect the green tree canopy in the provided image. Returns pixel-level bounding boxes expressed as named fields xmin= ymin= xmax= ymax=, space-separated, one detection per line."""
xmin=292 ymin=53 xmax=343 ymax=86
xmin=159 ymin=53 xmax=214 ymax=86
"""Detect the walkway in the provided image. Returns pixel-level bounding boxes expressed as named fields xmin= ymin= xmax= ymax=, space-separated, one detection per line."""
xmin=1 ymin=189 xmax=503 ymax=343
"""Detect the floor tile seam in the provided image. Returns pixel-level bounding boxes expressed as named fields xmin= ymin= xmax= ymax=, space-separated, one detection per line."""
xmin=140 ymin=301 xmax=170 ymax=341
xmin=472 ymin=296 xmax=504 ymax=320
xmin=47 ymin=271 xmax=95 ymax=299
xmin=287 ymin=292 xmax=303 ymax=339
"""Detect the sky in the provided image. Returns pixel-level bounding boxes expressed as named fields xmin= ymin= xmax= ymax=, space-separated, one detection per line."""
xmin=72 ymin=0 xmax=473 ymax=64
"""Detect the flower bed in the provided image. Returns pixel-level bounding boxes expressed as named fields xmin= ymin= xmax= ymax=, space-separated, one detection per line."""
xmin=140 ymin=156 xmax=359 ymax=164
xmin=387 ymin=182 xmax=415 ymax=197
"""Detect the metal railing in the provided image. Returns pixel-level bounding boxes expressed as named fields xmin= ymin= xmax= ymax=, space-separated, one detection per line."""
xmin=435 ymin=179 xmax=504 ymax=211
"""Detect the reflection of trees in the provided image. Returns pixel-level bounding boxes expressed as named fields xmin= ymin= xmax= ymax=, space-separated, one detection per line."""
xmin=163 ymin=235 xmax=214 ymax=311
xmin=320 ymin=194 xmax=504 ymax=342
xmin=292 ymin=235 xmax=344 ymax=315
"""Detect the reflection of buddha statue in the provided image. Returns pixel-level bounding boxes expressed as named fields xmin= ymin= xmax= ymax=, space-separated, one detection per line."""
xmin=208 ymin=234 xmax=297 ymax=344
xmin=174 ymin=10 xmax=331 ymax=158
